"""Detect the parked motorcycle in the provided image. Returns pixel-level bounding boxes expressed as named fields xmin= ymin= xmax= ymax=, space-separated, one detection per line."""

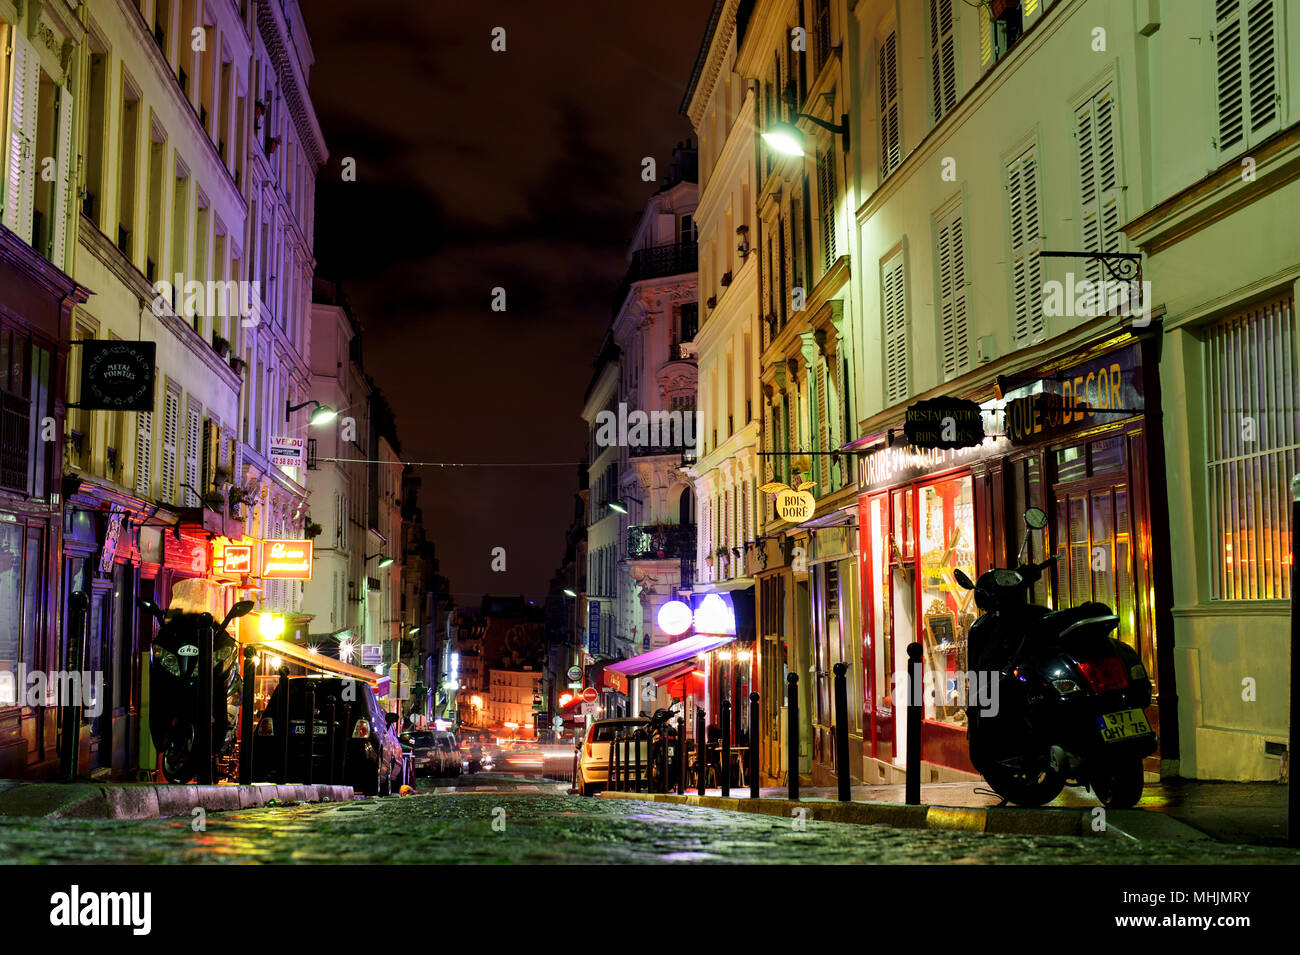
xmin=139 ymin=598 xmax=255 ymax=783
xmin=953 ymin=507 xmax=1156 ymax=809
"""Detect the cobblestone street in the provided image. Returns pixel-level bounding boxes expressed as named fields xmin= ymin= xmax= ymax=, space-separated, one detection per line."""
xmin=2 ymin=777 xmax=1298 ymax=865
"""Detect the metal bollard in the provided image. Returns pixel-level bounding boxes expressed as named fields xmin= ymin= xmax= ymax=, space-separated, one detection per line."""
xmin=906 ymin=642 xmax=923 ymax=805
xmin=572 ymin=742 xmax=580 ymax=791
xmin=658 ymin=724 xmax=668 ymax=793
xmin=326 ymin=701 xmax=337 ymax=785
xmin=278 ymin=666 xmax=291 ymax=783
xmin=61 ymin=591 xmax=90 ymax=782
xmin=749 ymin=692 xmax=760 ymax=800
xmin=720 ymin=698 xmax=731 ymax=798
xmin=681 ymin=722 xmax=691 ymax=795
xmin=786 ymin=672 xmax=800 ymax=801
xmin=607 ymin=731 xmax=616 ymax=792
xmin=196 ymin=613 xmax=215 ymax=784
xmin=633 ymin=728 xmax=643 ymax=792
xmin=239 ymin=645 xmax=256 ymax=784
xmin=833 ymin=662 xmax=851 ymax=801
xmin=695 ymin=708 xmax=706 ymax=796
xmin=305 ymin=688 xmax=316 ymax=786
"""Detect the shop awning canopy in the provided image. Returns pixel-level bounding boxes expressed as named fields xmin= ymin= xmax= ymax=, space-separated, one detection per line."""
xmin=259 ymin=639 xmax=382 ymax=686
xmin=650 ymin=661 xmax=700 ymax=687
xmin=605 ymin=634 xmax=736 ymax=678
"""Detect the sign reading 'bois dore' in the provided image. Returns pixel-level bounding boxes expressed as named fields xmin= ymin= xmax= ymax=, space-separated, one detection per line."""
xmin=904 ymin=397 xmax=984 ymax=449
xmin=78 ymin=341 xmax=156 ymax=411
xmin=261 ymin=539 xmax=312 ymax=579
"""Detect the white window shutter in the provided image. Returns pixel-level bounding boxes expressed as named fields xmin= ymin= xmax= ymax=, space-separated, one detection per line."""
xmin=134 ymin=411 xmax=153 ymax=498
xmin=161 ymin=391 xmax=179 ymax=504
xmin=978 ymin=3 xmax=993 ymax=68
xmin=50 ymin=86 xmax=74 ymax=268
xmin=1244 ymin=0 xmax=1279 ymax=142
xmin=4 ymin=33 xmax=39 ymax=242
xmin=1008 ymin=148 xmax=1045 ymax=345
xmin=937 ymin=208 xmax=969 ymax=378
xmin=184 ymin=408 xmax=201 ymax=506
xmin=816 ymin=150 xmax=836 ymax=273
xmin=878 ymin=32 xmax=901 ymax=179
xmin=929 ymin=0 xmax=957 ymax=123
xmin=1215 ymin=0 xmax=1279 ymax=154
xmin=882 ymin=254 xmax=909 ymax=404
xmin=816 ymin=362 xmax=829 ymax=493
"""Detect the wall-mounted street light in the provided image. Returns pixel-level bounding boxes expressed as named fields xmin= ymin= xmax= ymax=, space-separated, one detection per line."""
xmin=365 ymin=552 xmax=395 ymax=569
xmin=608 ymin=493 xmax=644 ymax=515
xmin=286 ymin=398 xmax=338 ymax=425
xmin=408 ymin=626 xmax=419 ymax=635
xmin=562 ymin=588 xmax=578 ymax=598
xmin=761 ymin=90 xmax=850 ymax=157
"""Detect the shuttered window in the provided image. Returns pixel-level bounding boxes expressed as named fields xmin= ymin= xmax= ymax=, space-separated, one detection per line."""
xmin=929 ymin=0 xmax=958 ymax=123
xmin=935 ymin=204 xmax=970 ymax=378
xmin=184 ymin=403 xmax=202 ymax=506
xmin=1007 ymin=146 xmax=1045 ymax=345
xmin=816 ymin=148 xmax=837 ymax=274
xmin=1076 ymin=83 xmax=1122 ymax=286
xmin=1214 ymin=0 xmax=1280 ymax=157
xmin=49 ymin=86 xmax=73 ymax=267
xmin=1205 ymin=294 xmax=1299 ymax=600
xmin=878 ymin=32 xmax=901 ymax=180
xmin=161 ymin=389 xmax=179 ymax=504
xmin=882 ymin=252 xmax=909 ymax=404
xmin=4 ymin=31 xmax=38 ymax=243
xmin=816 ymin=361 xmax=830 ymax=493
xmin=135 ymin=410 xmax=153 ymax=498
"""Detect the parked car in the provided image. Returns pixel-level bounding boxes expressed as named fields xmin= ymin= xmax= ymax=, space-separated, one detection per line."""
xmin=431 ymin=731 xmax=462 ymax=777
xmin=253 ymin=677 xmax=404 ymax=796
xmin=399 ymin=730 xmax=439 ymax=777
xmin=577 ymin=718 xmax=649 ymax=796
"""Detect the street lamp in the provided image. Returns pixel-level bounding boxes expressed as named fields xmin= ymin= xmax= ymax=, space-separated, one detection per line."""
xmin=365 ymin=552 xmax=395 ymax=569
xmin=562 ymin=588 xmax=577 ymax=598
xmin=408 ymin=626 xmax=419 ymax=635
xmin=760 ymin=92 xmax=850 ymax=157
xmin=285 ymin=398 xmax=338 ymax=425
xmin=608 ymin=493 xmax=643 ymax=515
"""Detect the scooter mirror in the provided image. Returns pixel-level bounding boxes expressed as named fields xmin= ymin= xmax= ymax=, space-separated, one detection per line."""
xmin=1024 ymin=507 xmax=1049 ymax=530
xmin=952 ymin=567 xmax=976 ymax=590
xmin=136 ymin=598 xmax=166 ymax=622
xmin=219 ymin=599 xmax=257 ymax=631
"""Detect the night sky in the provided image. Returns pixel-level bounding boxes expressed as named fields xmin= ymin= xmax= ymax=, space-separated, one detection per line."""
xmin=306 ymin=2 xmax=710 ymax=604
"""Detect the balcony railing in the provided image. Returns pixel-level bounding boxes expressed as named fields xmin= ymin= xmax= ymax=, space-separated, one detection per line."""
xmin=612 ymin=241 xmax=698 ymax=313
xmin=627 ymin=523 xmax=696 ymax=561
xmin=0 ymin=392 xmax=30 ymax=493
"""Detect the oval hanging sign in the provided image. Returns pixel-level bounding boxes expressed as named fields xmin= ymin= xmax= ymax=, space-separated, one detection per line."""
xmin=762 ymin=480 xmax=817 ymax=524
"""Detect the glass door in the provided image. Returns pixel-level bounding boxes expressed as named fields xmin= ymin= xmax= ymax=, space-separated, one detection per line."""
xmin=865 ymin=494 xmax=894 ymax=761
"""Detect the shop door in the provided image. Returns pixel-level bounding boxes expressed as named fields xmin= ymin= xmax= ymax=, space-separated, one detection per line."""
xmin=810 ymin=561 xmax=840 ymax=772
xmin=1054 ymin=478 xmax=1144 ymax=666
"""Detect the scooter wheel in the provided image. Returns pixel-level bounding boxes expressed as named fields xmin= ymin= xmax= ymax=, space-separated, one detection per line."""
xmin=981 ymin=764 xmax=1065 ymax=807
xmin=1093 ymin=759 xmax=1144 ymax=809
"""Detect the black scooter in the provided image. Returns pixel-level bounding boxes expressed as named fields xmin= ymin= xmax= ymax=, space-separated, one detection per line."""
xmin=953 ymin=507 xmax=1157 ymax=809
xmin=139 ymin=598 xmax=255 ymax=782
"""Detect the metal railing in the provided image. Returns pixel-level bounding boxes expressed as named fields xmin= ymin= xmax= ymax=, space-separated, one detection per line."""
xmin=627 ymin=523 xmax=696 ymax=560
xmin=612 ymin=241 xmax=698 ymax=313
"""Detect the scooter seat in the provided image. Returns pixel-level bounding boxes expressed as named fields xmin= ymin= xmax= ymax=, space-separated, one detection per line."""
xmin=1041 ymin=602 xmax=1115 ymax=638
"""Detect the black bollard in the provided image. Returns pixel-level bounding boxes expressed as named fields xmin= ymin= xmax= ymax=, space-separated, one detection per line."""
xmin=676 ymin=717 xmax=687 ymax=795
xmin=196 ymin=613 xmax=215 ymax=784
xmin=278 ymin=665 xmax=291 ymax=783
xmin=720 ymin=698 xmax=731 ymax=797
xmin=305 ymin=687 xmax=315 ymax=785
xmin=906 ymin=642 xmax=923 ymax=805
xmin=749 ymin=692 xmax=760 ymax=800
xmin=658 ymin=723 xmax=668 ymax=793
xmin=833 ymin=662 xmax=851 ymax=801
xmin=326 ymin=701 xmax=337 ymax=785
xmin=613 ymin=732 xmax=622 ymax=792
xmin=633 ymin=728 xmax=643 ymax=792
xmin=695 ymin=708 xmax=705 ymax=796
xmin=60 ymin=591 xmax=90 ymax=782
xmin=786 ymin=672 xmax=800 ymax=801
xmin=239 ymin=645 xmax=256 ymax=784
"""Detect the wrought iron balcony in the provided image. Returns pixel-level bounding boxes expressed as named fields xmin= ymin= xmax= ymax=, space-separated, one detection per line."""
xmin=627 ymin=523 xmax=696 ymax=561
xmin=612 ymin=240 xmax=698 ymax=313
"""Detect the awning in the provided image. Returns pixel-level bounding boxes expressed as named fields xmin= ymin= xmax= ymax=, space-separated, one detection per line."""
xmin=259 ymin=639 xmax=382 ymax=686
xmin=651 ymin=661 xmax=700 ymax=687
xmin=605 ymin=634 xmax=736 ymax=677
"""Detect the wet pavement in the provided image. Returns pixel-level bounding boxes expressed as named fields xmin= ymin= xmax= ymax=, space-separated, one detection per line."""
xmin=0 ymin=774 xmax=1297 ymax=864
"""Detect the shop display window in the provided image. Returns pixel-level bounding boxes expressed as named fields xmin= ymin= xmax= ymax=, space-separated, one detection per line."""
xmin=916 ymin=476 xmax=976 ymax=726
xmin=866 ymin=496 xmax=894 ymax=760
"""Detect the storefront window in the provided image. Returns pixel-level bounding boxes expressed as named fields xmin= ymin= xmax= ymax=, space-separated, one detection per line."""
xmin=916 ymin=476 xmax=975 ymax=726
xmin=0 ymin=524 xmax=21 ymax=678
xmin=1009 ymin=455 xmax=1050 ymax=605
xmin=867 ymin=496 xmax=893 ymax=760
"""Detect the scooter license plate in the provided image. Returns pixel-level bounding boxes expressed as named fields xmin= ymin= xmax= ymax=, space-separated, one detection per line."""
xmin=1098 ymin=708 xmax=1151 ymax=742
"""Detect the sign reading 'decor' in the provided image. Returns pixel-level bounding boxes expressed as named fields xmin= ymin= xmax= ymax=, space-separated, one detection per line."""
xmin=261 ymin=539 xmax=313 ymax=579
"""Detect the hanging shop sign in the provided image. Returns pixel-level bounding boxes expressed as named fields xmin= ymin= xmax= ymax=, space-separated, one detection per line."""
xmin=77 ymin=340 xmax=156 ymax=411
xmin=218 ymin=543 xmax=252 ymax=575
xmin=776 ymin=487 xmax=816 ymax=522
xmin=261 ymin=539 xmax=313 ymax=579
xmin=164 ymin=531 xmax=210 ymax=575
xmin=360 ymin=644 xmax=383 ymax=666
xmin=269 ymin=436 xmax=306 ymax=469
xmin=601 ymin=670 xmax=628 ymax=695
xmin=588 ymin=603 xmax=600 ymax=654
xmin=98 ymin=505 xmax=128 ymax=574
xmin=904 ymin=397 xmax=985 ymax=449
xmin=1002 ymin=343 xmax=1144 ymax=444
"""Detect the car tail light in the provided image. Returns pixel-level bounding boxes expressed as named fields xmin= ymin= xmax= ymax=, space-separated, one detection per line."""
xmin=586 ymin=743 xmax=592 ymax=758
xmin=1077 ymin=656 xmax=1128 ymax=692
xmin=256 ymin=717 xmax=274 ymax=736
xmin=352 ymin=719 xmax=371 ymax=739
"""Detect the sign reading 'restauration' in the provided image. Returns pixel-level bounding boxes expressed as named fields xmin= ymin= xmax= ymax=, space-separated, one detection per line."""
xmin=903 ymin=397 xmax=984 ymax=449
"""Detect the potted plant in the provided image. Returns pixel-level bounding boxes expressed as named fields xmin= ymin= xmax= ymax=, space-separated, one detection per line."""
xmin=211 ymin=333 xmax=230 ymax=359
xmin=304 ymin=518 xmax=323 ymax=539
xmin=229 ymin=355 xmax=246 ymax=375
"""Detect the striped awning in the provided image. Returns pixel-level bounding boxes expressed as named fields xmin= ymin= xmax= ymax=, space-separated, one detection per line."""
xmin=650 ymin=661 xmax=700 ymax=686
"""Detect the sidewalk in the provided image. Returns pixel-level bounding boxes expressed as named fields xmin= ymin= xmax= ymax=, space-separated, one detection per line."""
xmin=0 ymin=780 xmax=353 ymax=820
xmin=598 ymin=778 xmax=1291 ymax=845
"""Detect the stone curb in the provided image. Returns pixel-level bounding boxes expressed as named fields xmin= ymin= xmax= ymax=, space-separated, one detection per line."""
xmin=0 ymin=782 xmax=353 ymax=820
xmin=597 ymin=791 xmax=1102 ymax=837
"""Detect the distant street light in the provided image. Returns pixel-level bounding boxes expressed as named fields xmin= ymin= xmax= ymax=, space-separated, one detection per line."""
xmin=365 ymin=552 xmax=395 ymax=569
xmin=286 ymin=398 xmax=338 ymax=425
xmin=563 ymin=588 xmax=577 ymax=598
